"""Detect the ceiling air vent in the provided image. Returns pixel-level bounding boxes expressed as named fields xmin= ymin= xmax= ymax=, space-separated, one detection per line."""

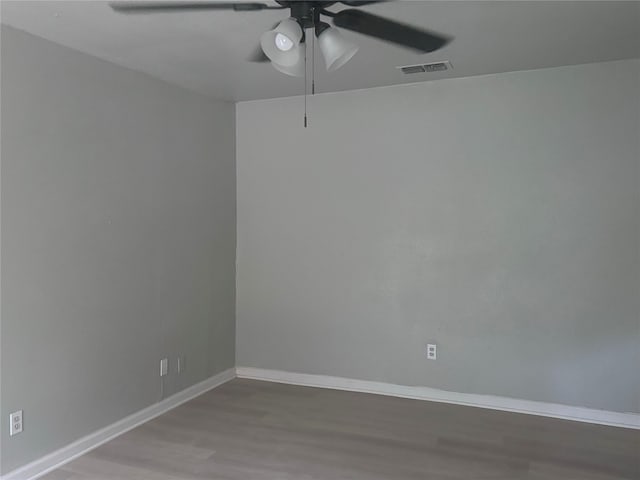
xmin=398 ymin=61 xmax=452 ymax=75
xmin=400 ymin=65 xmax=426 ymax=74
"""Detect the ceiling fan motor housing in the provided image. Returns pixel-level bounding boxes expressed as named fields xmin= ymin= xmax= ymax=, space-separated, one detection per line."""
xmin=278 ymin=1 xmax=336 ymax=29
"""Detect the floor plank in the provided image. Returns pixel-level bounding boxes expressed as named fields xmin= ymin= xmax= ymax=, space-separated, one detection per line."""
xmin=41 ymin=378 xmax=640 ymax=479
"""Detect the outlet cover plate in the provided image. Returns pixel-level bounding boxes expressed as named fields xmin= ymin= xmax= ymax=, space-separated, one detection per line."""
xmin=160 ymin=358 xmax=168 ymax=377
xmin=177 ymin=356 xmax=185 ymax=374
xmin=10 ymin=410 xmax=23 ymax=436
xmin=427 ymin=344 xmax=437 ymax=360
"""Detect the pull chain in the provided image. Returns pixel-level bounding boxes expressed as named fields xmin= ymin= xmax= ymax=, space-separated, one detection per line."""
xmin=312 ymin=31 xmax=315 ymax=95
xmin=304 ymin=36 xmax=308 ymax=128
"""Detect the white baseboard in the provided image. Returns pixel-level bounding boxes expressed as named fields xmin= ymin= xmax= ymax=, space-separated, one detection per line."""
xmin=5 ymin=366 xmax=637 ymax=480
xmin=1 ymin=368 xmax=236 ymax=480
xmin=236 ymin=367 xmax=640 ymax=430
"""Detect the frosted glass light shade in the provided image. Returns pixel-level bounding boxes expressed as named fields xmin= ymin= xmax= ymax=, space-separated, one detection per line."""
xmin=318 ymin=27 xmax=358 ymax=71
xmin=260 ymin=18 xmax=303 ymax=67
xmin=272 ymin=46 xmax=305 ymax=77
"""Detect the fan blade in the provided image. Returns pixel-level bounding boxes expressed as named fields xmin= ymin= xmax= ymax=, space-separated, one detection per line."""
xmin=340 ymin=1 xmax=385 ymax=5
xmin=110 ymin=2 xmax=281 ymax=13
xmin=332 ymin=9 xmax=451 ymax=53
xmin=248 ymin=45 xmax=269 ymax=62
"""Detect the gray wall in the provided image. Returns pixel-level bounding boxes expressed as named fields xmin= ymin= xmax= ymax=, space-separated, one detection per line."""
xmin=1 ymin=26 xmax=236 ymax=474
xmin=236 ymin=59 xmax=640 ymax=414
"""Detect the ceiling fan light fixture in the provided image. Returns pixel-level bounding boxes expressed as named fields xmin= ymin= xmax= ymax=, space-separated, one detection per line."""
xmin=110 ymin=1 xmax=454 ymax=81
xmin=271 ymin=45 xmax=305 ymax=77
xmin=274 ymin=32 xmax=294 ymax=51
xmin=317 ymin=26 xmax=359 ymax=72
xmin=260 ymin=18 xmax=303 ymax=66
xmin=272 ymin=59 xmax=305 ymax=77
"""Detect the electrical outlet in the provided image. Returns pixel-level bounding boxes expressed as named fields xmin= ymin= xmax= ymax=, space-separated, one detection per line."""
xmin=10 ymin=410 xmax=23 ymax=436
xmin=427 ymin=344 xmax=437 ymax=360
xmin=160 ymin=358 xmax=168 ymax=377
xmin=177 ymin=356 xmax=185 ymax=374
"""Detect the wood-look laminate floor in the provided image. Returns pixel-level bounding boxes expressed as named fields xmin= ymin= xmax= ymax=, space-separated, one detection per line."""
xmin=42 ymin=379 xmax=640 ymax=480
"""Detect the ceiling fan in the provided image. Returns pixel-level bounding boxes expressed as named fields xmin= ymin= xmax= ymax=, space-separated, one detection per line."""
xmin=110 ymin=1 xmax=452 ymax=77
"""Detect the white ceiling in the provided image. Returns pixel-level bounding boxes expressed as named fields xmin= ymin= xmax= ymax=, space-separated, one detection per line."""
xmin=2 ymin=1 xmax=639 ymax=102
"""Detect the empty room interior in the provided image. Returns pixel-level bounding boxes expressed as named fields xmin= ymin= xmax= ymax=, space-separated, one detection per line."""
xmin=1 ymin=1 xmax=639 ymax=479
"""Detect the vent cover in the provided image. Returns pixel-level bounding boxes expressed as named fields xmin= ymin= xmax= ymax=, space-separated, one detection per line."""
xmin=400 ymin=65 xmax=426 ymax=74
xmin=398 ymin=61 xmax=452 ymax=75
